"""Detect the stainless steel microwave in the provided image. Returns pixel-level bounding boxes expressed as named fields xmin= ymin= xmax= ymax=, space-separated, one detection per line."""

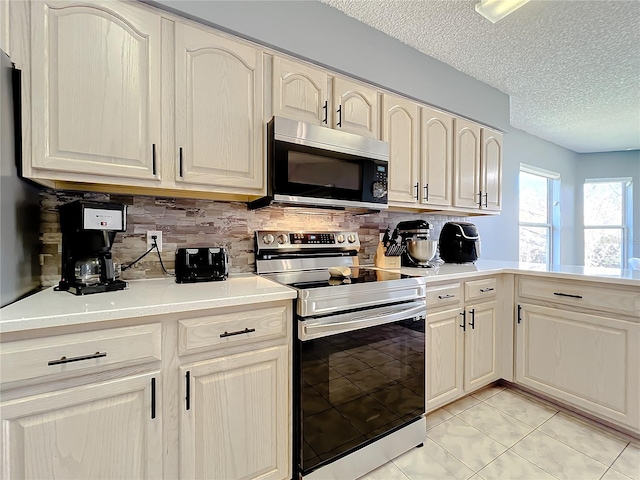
xmin=249 ymin=117 xmax=389 ymax=211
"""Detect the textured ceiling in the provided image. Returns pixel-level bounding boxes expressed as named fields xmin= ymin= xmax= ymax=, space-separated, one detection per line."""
xmin=319 ymin=0 xmax=640 ymax=153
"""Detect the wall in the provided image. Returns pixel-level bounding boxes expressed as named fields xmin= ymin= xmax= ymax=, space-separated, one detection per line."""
xmin=40 ymin=190 xmax=465 ymax=287
xmin=574 ymin=150 xmax=640 ymax=264
xmin=473 ymin=128 xmax=578 ymax=264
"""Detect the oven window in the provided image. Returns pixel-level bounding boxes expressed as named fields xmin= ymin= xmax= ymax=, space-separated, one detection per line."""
xmin=288 ymin=151 xmax=362 ymax=191
xmin=299 ymin=318 xmax=425 ymax=473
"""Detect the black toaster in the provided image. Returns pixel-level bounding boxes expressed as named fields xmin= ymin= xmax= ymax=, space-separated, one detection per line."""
xmin=175 ymin=247 xmax=229 ymax=283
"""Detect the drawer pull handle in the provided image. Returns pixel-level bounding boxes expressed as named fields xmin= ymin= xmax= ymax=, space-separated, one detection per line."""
xmin=48 ymin=351 xmax=106 ymax=366
xmin=469 ymin=308 xmax=475 ymax=329
xmin=220 ymin=327 xmax=256 ymax=338
xmin=459 ymin=311 xmax=466 ymax=331
xmin=438 ymin=294 xmax=455 ymax=299
xmin=480 ymin=288 xmax=495 ymax=293
xmin=553 ymin=292 xmax=582 ymax=299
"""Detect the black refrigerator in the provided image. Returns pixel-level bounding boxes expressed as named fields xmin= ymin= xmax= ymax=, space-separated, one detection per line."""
xmin=0 ymin=49 xmax=41 ymax=307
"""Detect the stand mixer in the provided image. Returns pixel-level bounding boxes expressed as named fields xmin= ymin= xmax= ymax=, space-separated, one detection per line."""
xmin=396 ymin=220 xmax=437 ymax=268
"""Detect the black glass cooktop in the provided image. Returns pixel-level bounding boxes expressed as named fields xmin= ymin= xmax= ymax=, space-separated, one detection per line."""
xmin=264 ymin=267 xmax=416 ymax=290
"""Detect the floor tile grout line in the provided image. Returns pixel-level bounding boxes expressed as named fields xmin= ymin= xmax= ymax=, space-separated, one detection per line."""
xmin=533 ymin=413 xmax=629 ymax=468
xmin=504 ymin=443 xmax=564 ymax=480
xmin=524 ymin=424 xmax=615 ymax=470
xmin=601 ymin=443 xmax=632 ymax=479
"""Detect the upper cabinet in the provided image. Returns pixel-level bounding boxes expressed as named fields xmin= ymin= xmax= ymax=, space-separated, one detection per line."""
xmin=272 ymin=56 xmax=329 ymax=126
xmin=421 ymin=107 xmax=453 ymax=207
xmin=333 ymin=77 xmax=379 ymax=138
xmin=30 ymin=1 xmax=162 ymax=181
xmin=481 ymin=128 xmax=503 ymax=211
xmin=453 ymin=118 xmax=502 ymax=212
xmin=174 ymin=23 xmax=264 ymax=193
xmin=382 ymin=94 xmax=420 ymax=205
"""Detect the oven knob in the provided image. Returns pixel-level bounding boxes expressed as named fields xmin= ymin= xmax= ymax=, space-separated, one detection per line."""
xmin=336 ymin=234 xmax=345 ymax=244
xmin=262 ymin=234 xmax=275 ymax=245
xmin=276 ymin=234 xmax=288 ymax=245
xmin=372 ymin=181 xmax=387 ymax=198
xmin=347 ymin=234 xmax=356 ymax=243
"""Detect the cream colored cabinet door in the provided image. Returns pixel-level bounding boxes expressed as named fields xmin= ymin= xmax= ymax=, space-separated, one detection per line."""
xmin=481 ymin=129 xmax=503 ymax=211
xmin=426 ymin=308 xmax=465 ymax=412
xmin=0 ymin=372 xmax=162 ymax=480
xmin=175 ymin=23 xmax=264 ymax=193
xmin=515 ymin=304 xmax=640 ymax=432
xmin=421 ymin=107 xmax=453 ymax=207
xmin=272 ymin=56 xmax=329 ymax=126
xmin=180 ymin=345 xmax=290 ymax=480
xmin=382 ymin=94 xmax=419 ymax=205
xmin=463 ymin=302 xmax=498 ymax=392
xmin=453 ymin=118 xmax=481 ymax=209
xmin=30 ymin=1 xmax=161 ymax=180
xmin=333 ymin=77 xmax=379 ymax=138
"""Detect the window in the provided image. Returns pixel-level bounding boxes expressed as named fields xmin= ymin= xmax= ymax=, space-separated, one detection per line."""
xmin=519 ymin=165 xmax=560 ymax=264
xmin=583 ymin=178 xmax=632 ymax=268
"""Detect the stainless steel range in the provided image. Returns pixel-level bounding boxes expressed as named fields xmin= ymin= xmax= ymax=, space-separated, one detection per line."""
xmin=255 ymin=231 xmax=427 ymax=480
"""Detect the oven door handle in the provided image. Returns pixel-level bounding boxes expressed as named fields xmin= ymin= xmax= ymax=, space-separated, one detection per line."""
xmin=299 ymin=301 xmax=426 ymax=341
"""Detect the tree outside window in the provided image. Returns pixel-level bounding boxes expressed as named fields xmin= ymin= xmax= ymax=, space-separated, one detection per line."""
xmin=519 ymin=166 xmax=559 ymax=264
xmin=583 ymin=179 xmax=631 ymax=268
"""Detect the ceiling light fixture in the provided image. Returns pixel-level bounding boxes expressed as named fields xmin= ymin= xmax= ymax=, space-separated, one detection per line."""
xmin=475 ymin=0 xmax=531 ymax=23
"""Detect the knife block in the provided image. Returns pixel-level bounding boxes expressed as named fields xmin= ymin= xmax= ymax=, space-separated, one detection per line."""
xmin=374 ymin=242 xmax=401 ymax=269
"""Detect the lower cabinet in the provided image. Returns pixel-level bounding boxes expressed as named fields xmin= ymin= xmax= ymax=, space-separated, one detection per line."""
xmin=426 ymin=301 xmax=498 ymax=412
xmin=180 ymin=345 xmax=290 ymax=480
xmin=0 ymin=372 xmax=162 ymax=480
xmin=515 ymin=304 xmax=640 ymax=432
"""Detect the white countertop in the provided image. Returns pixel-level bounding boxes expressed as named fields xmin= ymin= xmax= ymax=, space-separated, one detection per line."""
xmin=0 ymin=275 xmax=297 ymax=334
xmin=394 ymin=260 xmax=640 ymax=286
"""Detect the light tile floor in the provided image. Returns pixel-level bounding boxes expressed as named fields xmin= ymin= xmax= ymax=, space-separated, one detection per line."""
xmin=359 ymin=385 xmax=640 ymax=480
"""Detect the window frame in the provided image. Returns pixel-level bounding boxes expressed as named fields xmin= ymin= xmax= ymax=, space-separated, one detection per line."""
xmin=519 ymin=164 xmax=560 ymax=265
xmin=583 ymin=177 xmax=632 ymax=269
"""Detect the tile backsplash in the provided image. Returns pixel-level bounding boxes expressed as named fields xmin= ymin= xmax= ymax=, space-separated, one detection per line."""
xmin=39 ymin=190 xmax=466 ymax=286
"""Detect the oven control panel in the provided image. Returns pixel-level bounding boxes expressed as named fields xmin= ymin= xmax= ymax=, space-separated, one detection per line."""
xmin=256 ymin=231 xmax=360 ymax=251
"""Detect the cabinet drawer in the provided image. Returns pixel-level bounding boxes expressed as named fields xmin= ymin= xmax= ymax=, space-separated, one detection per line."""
xmin=465 ymin=278 xmax=497 ymax=302
xmin=1 ymin=324 xmax=161 ymax=385
xmin=426 ymin=283 xmax=462 ymax=310
xmin=179 ymin=304 xmax=288 ymax=355
xmin=518 ymin=277 xmax=640 ymax=318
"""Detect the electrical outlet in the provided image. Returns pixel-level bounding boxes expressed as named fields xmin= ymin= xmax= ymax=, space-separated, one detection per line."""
xmin=147 ymin=230 xmax=162 ymax=252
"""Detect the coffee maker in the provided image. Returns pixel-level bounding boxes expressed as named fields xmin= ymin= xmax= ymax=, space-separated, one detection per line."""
xmin=396 ymin=220 xmax=437 ymax=267
xmin=56 ymin=200 xmax=128 ymax=295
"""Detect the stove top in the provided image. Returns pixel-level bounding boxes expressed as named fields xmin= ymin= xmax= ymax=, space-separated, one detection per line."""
xmin=262 ymin=267 xmax=415 ymax=290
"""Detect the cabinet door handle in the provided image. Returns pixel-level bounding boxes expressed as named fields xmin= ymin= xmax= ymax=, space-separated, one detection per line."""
xmin=459 ymin=311 xmax=466 ymax=331
xmin=322 ymin=100 xmax=328 ymax=124
xmin=414 ymin=183 xmax=419 ymax=201
xmin=151 ymin=377 xmax=156 ymax=419
xmin=483 ymin=192 xmax=488 ymax=207
xmin=553 ymin=292 xmax=583 ymax=299
xmin=480 ymin=287 xmax=494 ymax=293
xmin=468 ymin=308 xmax=475 ymax=329
xmin=477 ymin=191 xmax=482 ymax=206
xmin=152 ymin=143 xmax=157 ymax=175
xmin=517 ymin=304 xmax=522 ymax=324
xmin=48 ymin=351 xmax=106 ymax=366
xmin=337 ymin=105 xmax=342 ymax=127
xmin=179 ymin=147 xmax=183 ymax=177
xmin=438 ymin=294 xmax=454 ymax=299
xmin=423 ymin=184 xmax=429 ymax=202
xmin=220 ymin=327 xmax=256 ymax=338
xmin=185 ymin=371 xmax=191 ymax=411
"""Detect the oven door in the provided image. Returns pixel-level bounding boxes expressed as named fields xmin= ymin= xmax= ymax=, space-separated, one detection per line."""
xmin=296 ymin=300 xmax=426 ymax=476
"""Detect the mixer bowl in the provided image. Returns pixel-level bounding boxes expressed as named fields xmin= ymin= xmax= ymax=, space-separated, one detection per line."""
xmin=406 ymin=239 xmax=437 ymax=264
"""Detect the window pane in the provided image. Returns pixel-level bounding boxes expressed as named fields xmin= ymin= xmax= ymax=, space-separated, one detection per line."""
xmin=584 ymin=229 xmax=622 ymax=268
xmin=584 ymin=182 xmax=623 ymax=226
xmin=519 ymin=226 xmax=549 ymax=264
xmin=519 ymin=172 xmax=548 ymax=223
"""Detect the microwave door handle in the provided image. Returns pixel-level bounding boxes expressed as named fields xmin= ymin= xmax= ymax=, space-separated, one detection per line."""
xmin=300 ymin=302 xmax=426 ymax=341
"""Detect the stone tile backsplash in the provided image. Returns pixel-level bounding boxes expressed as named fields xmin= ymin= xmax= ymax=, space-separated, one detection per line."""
xmin=39 ymin=190 xmax=466 ymax=286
